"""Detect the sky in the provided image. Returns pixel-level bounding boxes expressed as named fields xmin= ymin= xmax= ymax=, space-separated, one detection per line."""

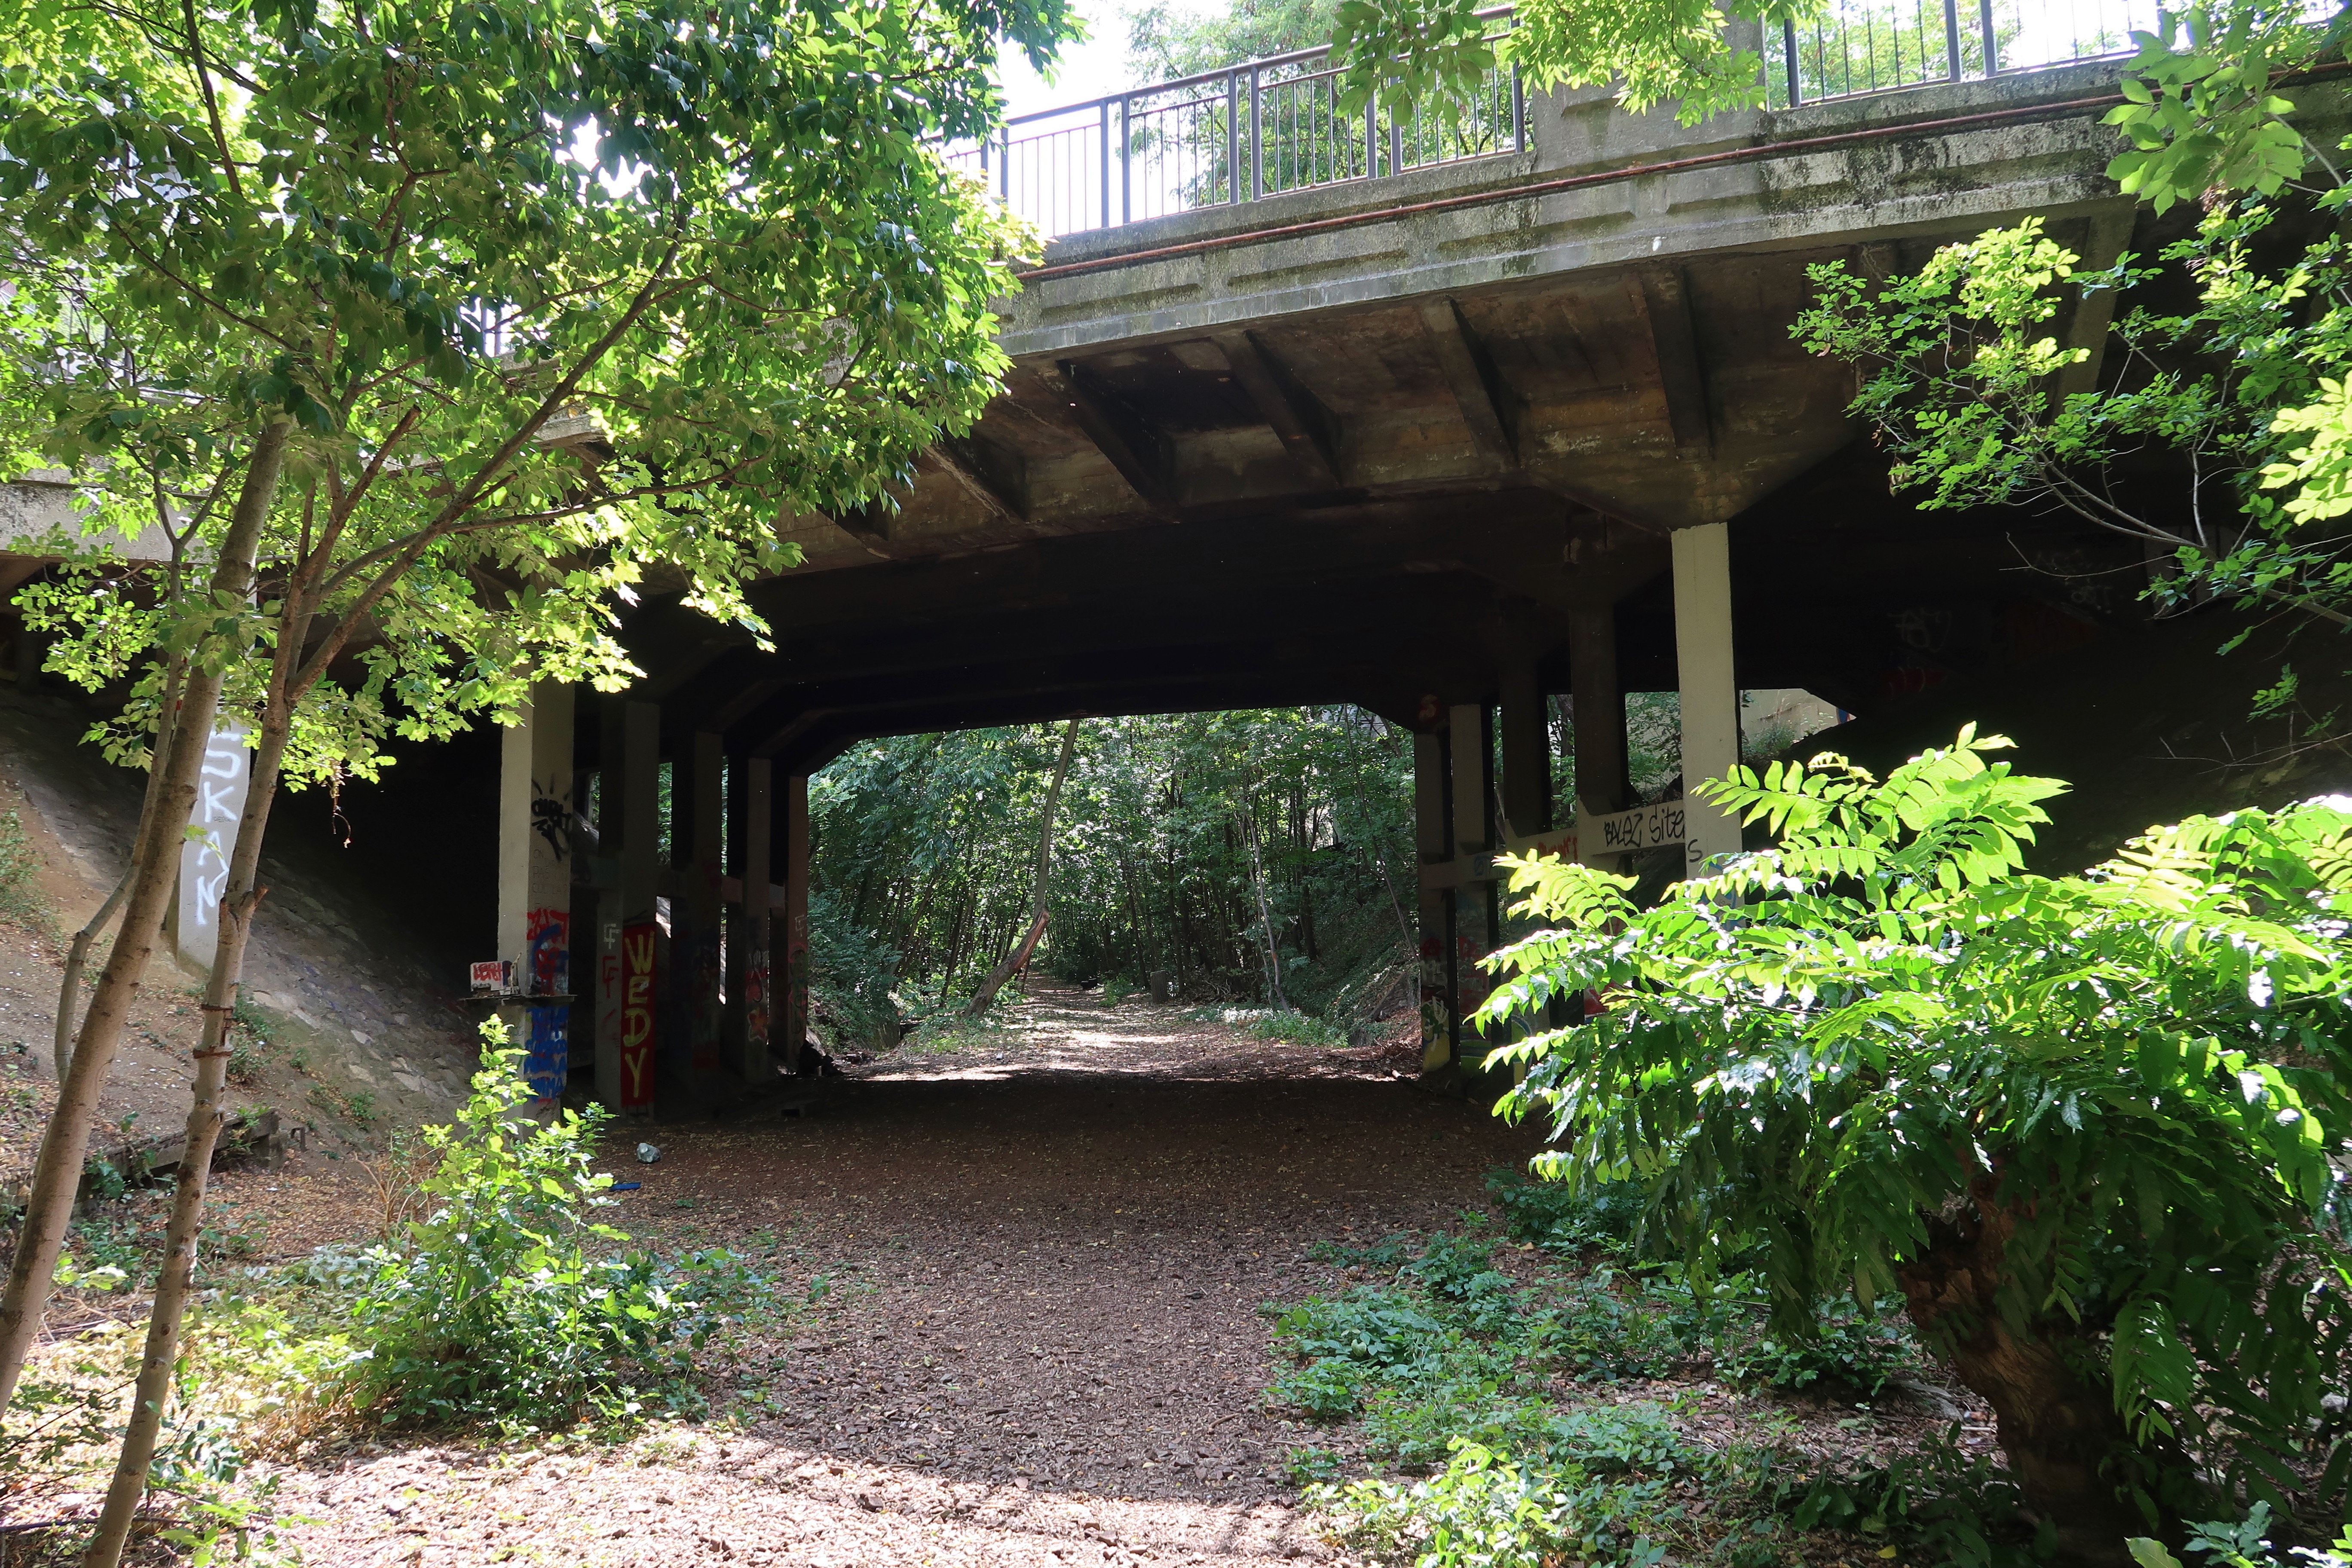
xmin=996 ymin=0 xmax=1223 ymax=121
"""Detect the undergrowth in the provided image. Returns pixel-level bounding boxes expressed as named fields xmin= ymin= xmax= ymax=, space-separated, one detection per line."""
xmin=0 ymin=806 xmax=52 ymax=935
xmin=1268 ymin=1181 xmax=2024 ymax=1567
xmin=5 ymin=1029 xmax=781 ymax=1562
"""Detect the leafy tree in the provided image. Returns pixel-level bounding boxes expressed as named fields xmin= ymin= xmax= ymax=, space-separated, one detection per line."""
xmin=1477 ymin=729 xmax=2352 ymax=1563
xmin=1325 ymin=0 xmax=1818 ymax=133
xmin=0 ymin=0 xmax=1072 ymax=1542
xmin=1787 ymin=1 xmax=2352 ymax=742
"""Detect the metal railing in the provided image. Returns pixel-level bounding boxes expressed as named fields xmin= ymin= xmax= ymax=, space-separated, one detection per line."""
xmin=944 ymin=12 xmax=1523 ymax=239
xmin=1769 ymin=0 xmax=2159 ymax=106
xmin=958 ymin=0 xmax=2187 ymax=239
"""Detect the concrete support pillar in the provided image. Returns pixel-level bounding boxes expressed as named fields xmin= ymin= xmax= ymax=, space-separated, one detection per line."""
xmin=780 ymin=773 xmax=811 ymax=1072
xmin=497 ymin=680 xmax=574 ymax=1101
xmin=1412 ymin=730 xmax=1452 ymax=1072
xmin=1568 ymin=608 xmax=1629 ymax=825
xmin=727 ymin=755 xmax=772 ymax=1081
xmin=1672 ymin=523 xmax=1742 ymax=875
xmin=599 ymin=701 xmax=660 ymax=1113
xmin=1498 ymin=663 xmax=1551 ymax=839
xmin=674 ymin=731 xmax=725 ymax=1093
xmin=1447 ymin=703 xmax=1498 ymax=1067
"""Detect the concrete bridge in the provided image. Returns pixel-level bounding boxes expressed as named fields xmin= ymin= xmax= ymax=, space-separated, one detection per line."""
xmin=11 ymin=20 xmax=2344 ymax=1110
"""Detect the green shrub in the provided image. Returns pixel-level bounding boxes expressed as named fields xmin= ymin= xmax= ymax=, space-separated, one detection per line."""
xmin=2128 ymin=1504 xmax=2352 ymax=1567
xmin=1487 ymin=1165 xmax=1648 ymax=1255
xmin=1788 ymin=1427 xmax=2048 ymax=1568
xmin=336 ymin=1029 xmax=748 ymax=1431
xmin=1481 ymin=735 xmax=2352 ymax=1547
xmin=1250 ymin=1010 xmax=1346 ymax=1047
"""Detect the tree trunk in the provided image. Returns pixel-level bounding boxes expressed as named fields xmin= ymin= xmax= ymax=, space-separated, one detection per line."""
xmin=1240 ymin=805 xmax=1289 ymax=1012
xmin=82 ymin=597 xmax=305 ymax=1568
xmin=0 ymin=417 xmax=288 ymax=1413
xmin=55 ymin=662 xmax=185 ymax=1079
xmin=966 ymin=719 xmax=1079 ymax=1017
xmin=1897 ymin=1179 xmax=2154 ymax=1568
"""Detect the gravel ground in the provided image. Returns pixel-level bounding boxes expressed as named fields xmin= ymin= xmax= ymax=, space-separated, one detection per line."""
xmin=12 ymin=984 xmax=1993 ymax=1566
xmin=251 ymin=986 xmax=1539 ymax=1566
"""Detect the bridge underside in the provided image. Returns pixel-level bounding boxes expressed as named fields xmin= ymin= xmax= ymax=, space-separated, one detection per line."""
xmin=5 ymin=67 xmax=2329 ymax=1112
xmin=493 ymin=64 xmax=2337 ymax=1114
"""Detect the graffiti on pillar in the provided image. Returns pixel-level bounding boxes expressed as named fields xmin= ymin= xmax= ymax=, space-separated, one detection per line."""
xmin=781 ymin=916 xmax=809 ymax=1068
xmin=523 ymin=1003 xmax=567 ymax=1102
xmin=175 ymin=719 xmax=250 ymax=971
xmin=742 ymin=951 xmax=770 ymax=1052
xmin=1416 ymin=927 xmax=1450 ymax=1072
xmin=596 ymin=918 xmax=622 ymax=1086
xmin=524 ymin=906 xmax=570 ymax=996
xmin=531 ymin=774 xmax=573 ymax=861
xmin=620 ymin=922 xmax=657 ymax=1110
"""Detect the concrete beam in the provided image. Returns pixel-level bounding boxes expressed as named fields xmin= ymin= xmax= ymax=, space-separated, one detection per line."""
xmin=1632 ymin=269 xmax=1713 ymax=459
xmin=933 ymin=435 xmax=1031 ymax=525
xmin=1208 ymin=330 xmax=1344 ymax=488
xmin=1046 ymin=361 xmax=1177 ymax=510
xmin=1418 ymin=297 xmax=1521 ymax=469
xmin=2058 ymin=204 xmax=2140 ymax=399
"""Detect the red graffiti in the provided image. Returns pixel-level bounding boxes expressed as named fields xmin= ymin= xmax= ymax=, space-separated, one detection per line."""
xmin=620 ymin=923 xmax=657 ymax=1110
xmin=525 ymin=906 xmax=570 ymax=996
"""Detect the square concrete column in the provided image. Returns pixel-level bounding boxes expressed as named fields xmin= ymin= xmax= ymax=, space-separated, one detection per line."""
xmin=1498 ymin=664 xmax=1552 ymax=839
xmin=1568 ymin=608 xmax=1629 ymax=827
xmin=673 ymin=731 xmax=725 ymax=1092
xmin=498 ymin=680 xmax=574 ymax=1101
xmin=779 ymin=772 xmax=811 ymax=1072
xmin=1672 ymin=523 xmax=1742 ymax=874
xmin=1412 ymin=729 xmax=1452 ymax=1072
xmin=726 ymin=755 xmax=772 ymax=1081
xmin=595 ymin=700 xmax=662 ymax=1111
xmin=1448 ymin=703 xmax=1498 ymax=1066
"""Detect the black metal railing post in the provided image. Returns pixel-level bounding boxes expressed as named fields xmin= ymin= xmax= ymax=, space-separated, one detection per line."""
xmin=1944 ymin=0 xmax=1964 ymax=78
xmin=1979 ymin=0 xmax=2000 ymax=71
xmin=1097 ymin=101 xmax=1110 ymax=230
xmin=1783 ymin=17 xmax=1802 ymax=104
xmin=1119 ymin=95 xmax=1132 ymax=223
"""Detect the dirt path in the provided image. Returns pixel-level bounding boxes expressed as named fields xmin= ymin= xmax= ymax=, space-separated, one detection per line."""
xmin=257 ymin=986 xmax=1539 ymax=1566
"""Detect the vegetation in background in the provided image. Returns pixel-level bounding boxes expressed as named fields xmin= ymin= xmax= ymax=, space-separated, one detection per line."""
xmin=808 ymin=708 xmax=1422 ymax=1039
xmin=0 ymin=807 xmax=50 ymax=935
xmin=805 ymin=693 xmax=1748 ymax=1049
xmin=1477 ymin=730 xmax=2352 ymax=1559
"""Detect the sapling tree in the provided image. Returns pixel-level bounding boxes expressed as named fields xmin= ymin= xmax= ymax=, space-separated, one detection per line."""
xmin=1476 ymin=730 xmax=2352 ymax=1564
xmin=0 ymin=0 xmax=1072 ymax=1536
